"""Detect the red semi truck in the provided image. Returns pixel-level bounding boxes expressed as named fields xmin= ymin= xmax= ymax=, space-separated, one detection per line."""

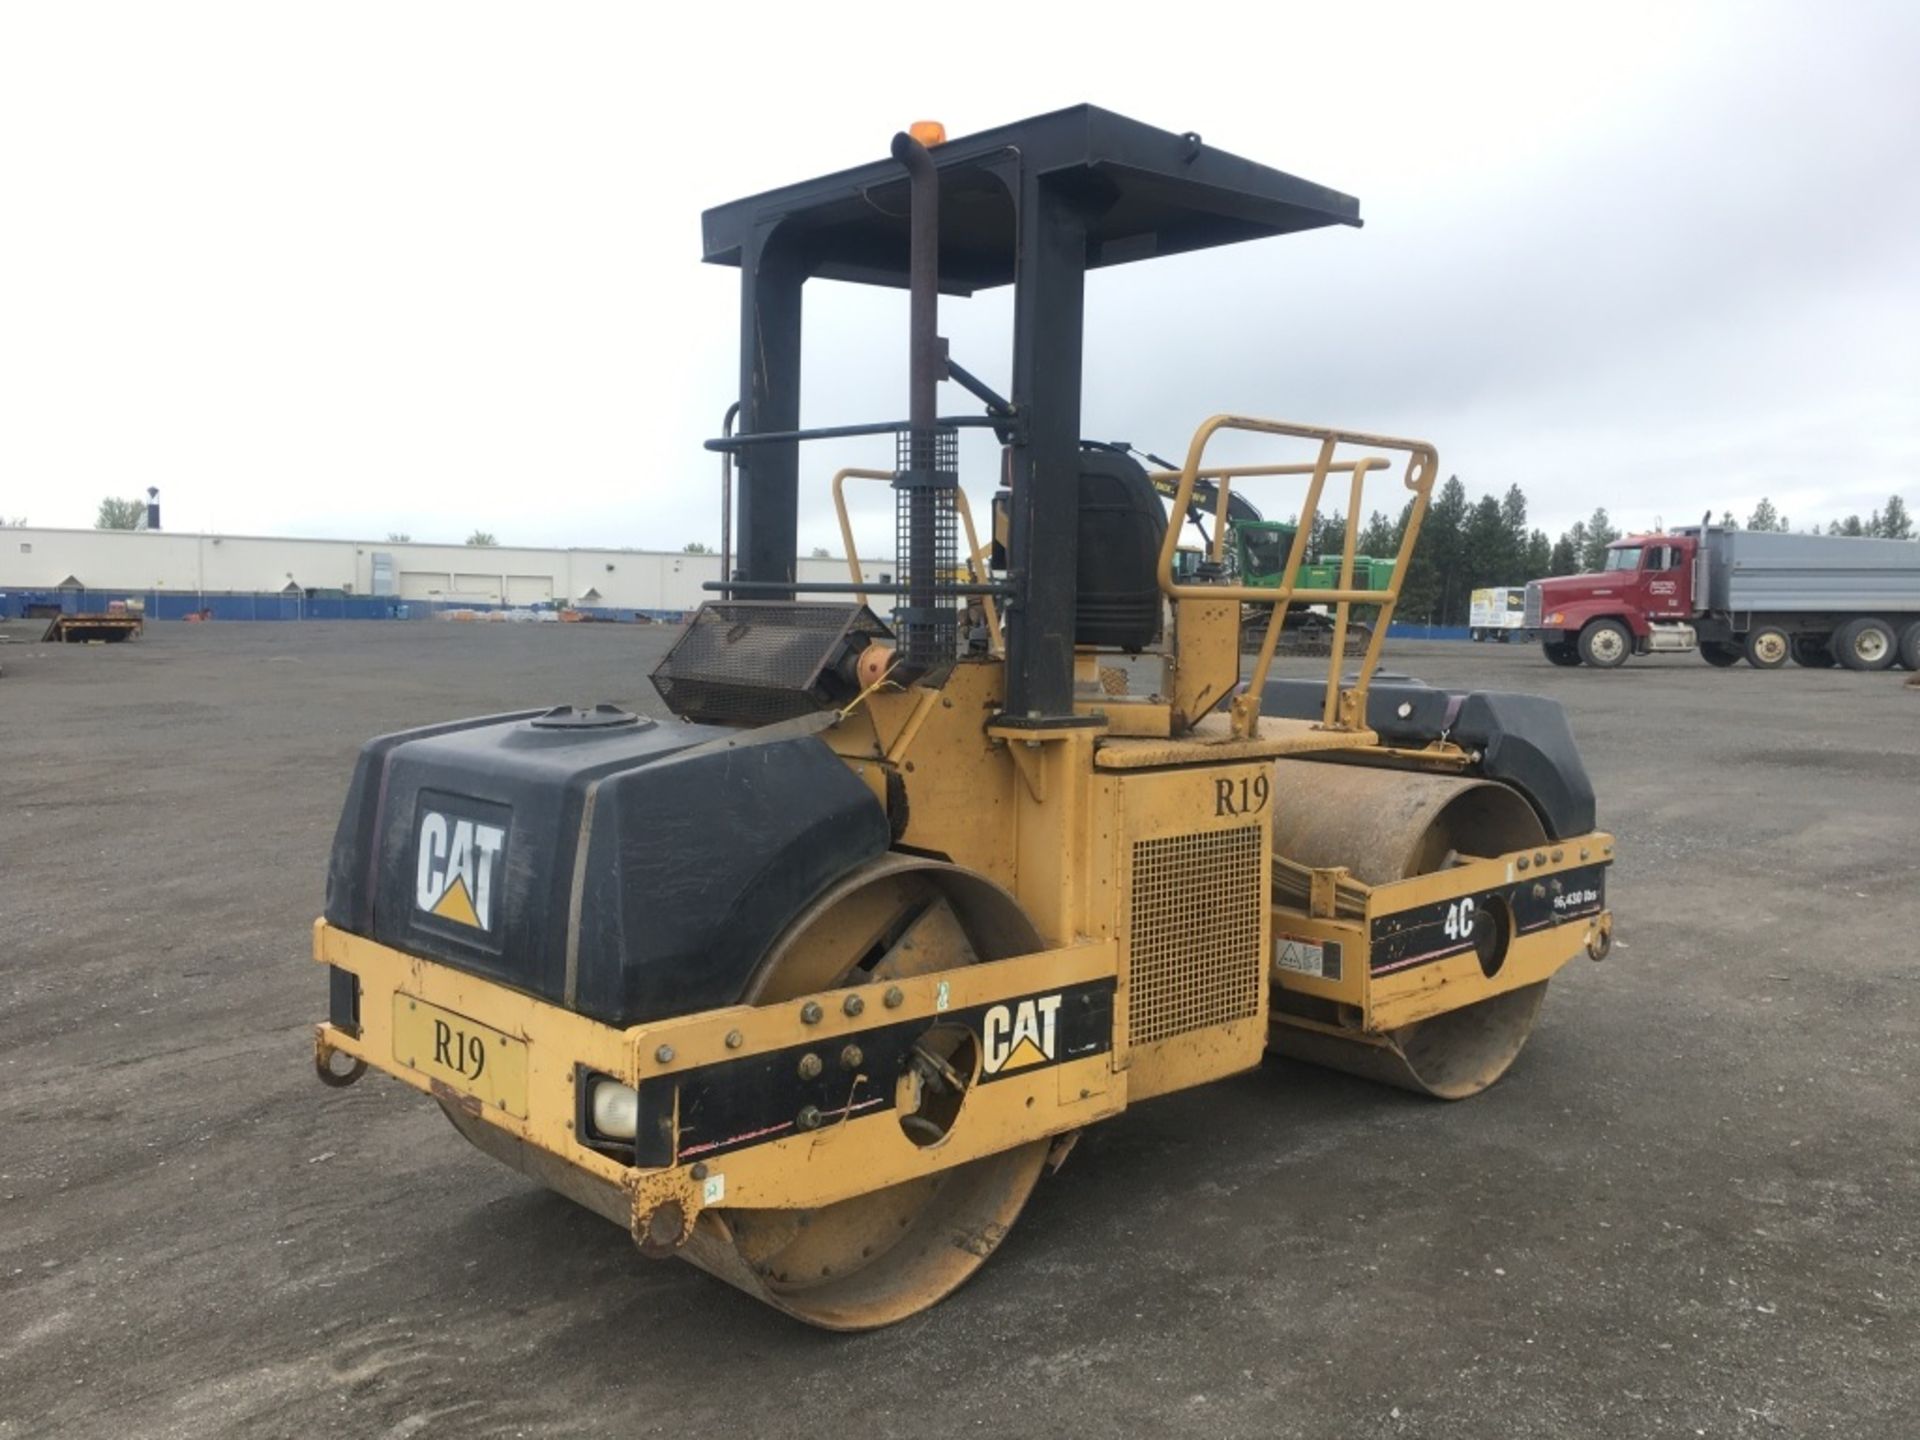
xmin=1526 ymin=524 xmax=1920 ymax=670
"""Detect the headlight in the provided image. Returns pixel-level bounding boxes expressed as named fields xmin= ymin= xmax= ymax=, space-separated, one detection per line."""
xmin=589 ymin=1078 xmax=639 ymax=1139
xmin=1547 ymin=612 xmax=1564 ymax=625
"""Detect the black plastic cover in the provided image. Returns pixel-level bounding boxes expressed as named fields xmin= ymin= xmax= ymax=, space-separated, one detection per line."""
xmin=1075 ymin=449 xmax=1165 ymax=650
xmin=649 ymin=601 xmax=891 ymax=726
xmin=1259 ymin=678 xmax=1597 ymax=840
xmin=1452 ymin=692 xmax=1597 ymax=840
xmin=323 ymin=710 xmax=890 ymax=1025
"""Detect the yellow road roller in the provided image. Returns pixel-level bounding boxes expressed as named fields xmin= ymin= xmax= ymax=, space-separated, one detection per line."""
xmin=311 ymin=107 xmax=1615 ymax=1329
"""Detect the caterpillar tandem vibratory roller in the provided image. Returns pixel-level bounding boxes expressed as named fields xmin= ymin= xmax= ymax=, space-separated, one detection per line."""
xmin=310 ymin=107 xmax=1615 ymax=1329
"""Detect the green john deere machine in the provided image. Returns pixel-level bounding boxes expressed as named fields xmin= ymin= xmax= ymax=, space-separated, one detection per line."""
xmin=1155 ymin=484 xmax=1394 ymax=656
xmin=1232 ymin=520 xmax=1395 ymax=655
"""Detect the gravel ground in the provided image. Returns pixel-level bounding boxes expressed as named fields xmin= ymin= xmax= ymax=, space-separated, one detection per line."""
xmin=2 ymin=621 xmax=1915 ymax=1439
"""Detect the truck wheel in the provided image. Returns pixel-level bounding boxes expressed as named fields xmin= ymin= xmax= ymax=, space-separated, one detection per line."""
xmin=1542 ymin=639 xmax=1581 ymax=667
xmin=1790 ymin=634 xmax=1836 ymax=668
xmin=1577 ymin=619 xmax=1631 ymax=669
xmin=1699 ymin=642 xmax=1742 ymax=667
xmin=1899 ymin=620 xmax=1920 ymax=671
xmin=1834 ymin=617 xmax=1896 ymax=671
xmin=1743 ymin=625 xmax=1790 ymax=669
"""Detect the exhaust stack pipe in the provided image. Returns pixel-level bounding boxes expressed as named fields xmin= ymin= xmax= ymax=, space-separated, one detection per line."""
xmin=1693 ymin=509 xmax=1711 ymax=613
xmin=889 ymin=131 xmax=956 ymax=669
xmin=891 ymin=132 xmax=944 ymax=436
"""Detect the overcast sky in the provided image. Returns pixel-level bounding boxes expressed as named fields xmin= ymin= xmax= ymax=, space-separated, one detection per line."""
xmin=3 ymin=1 xmax=1916 ymax=555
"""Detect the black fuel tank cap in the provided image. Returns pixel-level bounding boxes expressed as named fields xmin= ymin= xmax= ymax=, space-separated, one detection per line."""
xmin=530 ymin=703 xmax=652 ymax=731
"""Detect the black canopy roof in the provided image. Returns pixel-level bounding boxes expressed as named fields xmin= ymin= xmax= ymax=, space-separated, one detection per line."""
xmin=701 ymin=104 xmax=1361 ymax=294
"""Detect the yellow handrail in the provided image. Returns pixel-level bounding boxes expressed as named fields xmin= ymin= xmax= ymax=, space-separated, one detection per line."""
xmin=1152 ymin=415 xmax=1438 ymax=735
xmin=830 ymin=468 xmax=1001 ymax=655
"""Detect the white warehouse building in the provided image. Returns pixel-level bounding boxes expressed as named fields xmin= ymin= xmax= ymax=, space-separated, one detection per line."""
xmin=0 ymin=526 xmax=889 ymax=614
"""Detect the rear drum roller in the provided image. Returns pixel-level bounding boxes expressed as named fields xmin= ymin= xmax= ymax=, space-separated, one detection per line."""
xmin=1267 ymin=764 xmax=1552 ymax=1099
xmin=438 ymin=857 xmax=1049 ymax=1329
xmin=674 ymin=856 xmax=1053 ymax=1330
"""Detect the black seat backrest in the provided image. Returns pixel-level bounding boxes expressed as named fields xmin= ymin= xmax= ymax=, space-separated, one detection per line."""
xmin=1076 ymin=449 xmax=1166 ymax=650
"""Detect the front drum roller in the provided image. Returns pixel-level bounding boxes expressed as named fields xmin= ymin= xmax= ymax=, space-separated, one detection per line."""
xmin=1267 ymin=763 xmax=1551 ymax=1100
xmin=446 ymin=856 xmax=1053 ymax=1330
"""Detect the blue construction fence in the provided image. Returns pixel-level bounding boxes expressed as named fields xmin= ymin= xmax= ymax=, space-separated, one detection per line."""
xmin=1384 ymin=622 xmax=1474 ymax=642
xmin=0 ymin=588 xmax=686 ymax=624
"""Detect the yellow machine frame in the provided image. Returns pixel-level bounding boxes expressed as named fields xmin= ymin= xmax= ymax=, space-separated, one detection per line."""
xmin=315 ymin=416 xmax=1615 ymax=1321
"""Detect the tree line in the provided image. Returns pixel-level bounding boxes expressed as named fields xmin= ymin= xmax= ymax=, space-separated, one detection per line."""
xmin=1307 ymin=480 xmax=1915 ymax=629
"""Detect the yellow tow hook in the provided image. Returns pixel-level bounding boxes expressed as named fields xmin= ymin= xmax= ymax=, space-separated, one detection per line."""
xmin=1586 ymin=914 xmax=1614 ymax=962
xmin=314 ymin=1026 xmax=368 ymax=1088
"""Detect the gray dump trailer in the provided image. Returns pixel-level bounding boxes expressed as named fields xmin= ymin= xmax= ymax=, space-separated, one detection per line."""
xmin=1526 ymin=526 xmax=1920 ymax=670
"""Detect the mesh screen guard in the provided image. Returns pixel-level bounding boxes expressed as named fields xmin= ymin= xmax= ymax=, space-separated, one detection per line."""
xmin=893 ymin=425 xmax=959 ymax=668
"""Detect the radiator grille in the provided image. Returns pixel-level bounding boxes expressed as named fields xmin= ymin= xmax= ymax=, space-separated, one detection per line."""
xmin=1523 ymin=581 xmax=1543 ymax=628
xmin=1128 ymin=825 xmax=1265 ymax=1046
